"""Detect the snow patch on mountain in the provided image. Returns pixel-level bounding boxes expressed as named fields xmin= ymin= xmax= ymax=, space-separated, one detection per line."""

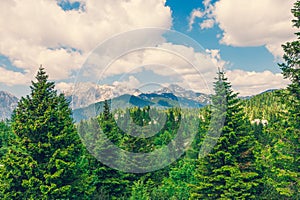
xmin=155 ymin=84 xmax=211 ymax=104
xmin=63 ymin=82 xmax=141 ymax=109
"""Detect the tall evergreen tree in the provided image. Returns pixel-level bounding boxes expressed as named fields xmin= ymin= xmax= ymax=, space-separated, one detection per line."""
xmin=276 ymin=0 xmax=300 ymax=197
xmin=279 ymin=0 xmax=300 ymax=123
xmin=0 ymin=67 xmax=94 ymax=199
xmin=191 ymin=71 xmax=259 ymax=199
xmin=280 ymin=0 xmax=300 ymax=104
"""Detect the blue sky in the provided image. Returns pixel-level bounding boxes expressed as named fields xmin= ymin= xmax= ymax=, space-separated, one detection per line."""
xmin=166 ymin=0 xmax=282 ymax=73
xmin=0 ymin=0 xmax=296 ymax=97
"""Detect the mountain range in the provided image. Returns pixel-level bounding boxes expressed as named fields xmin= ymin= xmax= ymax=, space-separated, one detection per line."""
xmin=0 ymin=83 xmax=211 ymax=121
xmin=66 ymin=83 xmax=211 ymax=109
xmin=72 ymin=92 xmax=208 ymax=122
xmin=0 ymin=91 xmax=18 ymax=121
xmin=67 ymin=83 xmax=211 ymax=122
xmin=0 ymin=83 xmax=277 ymax=121
xmin=64 ymin=82 xmax=141 ymax=109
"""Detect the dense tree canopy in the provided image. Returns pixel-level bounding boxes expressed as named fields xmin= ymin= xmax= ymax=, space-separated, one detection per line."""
xmin=0 ymin=67 xmax=94 ymax=199
xmin=0 ymin=2 xmax=299 ymax=199
xmin=190 ymin=71 xmax=259 ymax=199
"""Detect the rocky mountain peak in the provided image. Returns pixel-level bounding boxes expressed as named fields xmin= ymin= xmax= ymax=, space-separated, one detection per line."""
xmin=0 ymin=91 xmax=18 ymax=120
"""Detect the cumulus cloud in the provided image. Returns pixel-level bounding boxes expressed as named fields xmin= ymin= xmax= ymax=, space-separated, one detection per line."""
xmin=0 ymin=67 xmax=30 ymax=86
xmin=0 ymin=0 xmax=172 ymax=85
xmin=113 ymin=76 xmax=141 ymax=89
xmin=56 ymin=81 xmax=74 ymax=93
xmin=188 ymin=0 xmax=296 ymax=58
xmin=82 ymin=42 xmax=289 ymax=96
xmin=0 ymin=0 xmax=291 ymax=97
xmin=205 ymin=49 xmax=228 ymax=69
xmin=113 ymin=44 xmax=221 ymax=75
xmin=56 ymin=44 xmax=289 ymax=96
xmin=213 ymin=0 xmax=296 ymax=58
xmin=227 ymin=70 xmax=290 ymax=96
xmin=87 ymin=43 xmax=222 ymax=92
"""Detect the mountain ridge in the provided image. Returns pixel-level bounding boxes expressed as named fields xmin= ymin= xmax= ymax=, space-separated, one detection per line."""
xmin=0 ymin=86 xmax=278 ymax=121
xmin=0 ymin=91 xmax=18 ymax=121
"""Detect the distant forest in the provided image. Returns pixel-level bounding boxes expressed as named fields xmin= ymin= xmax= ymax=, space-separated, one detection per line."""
xmin=0 ymin=1 xmax=299 ymax=199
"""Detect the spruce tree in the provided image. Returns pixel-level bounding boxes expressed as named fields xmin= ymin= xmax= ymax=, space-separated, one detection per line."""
xmin=79 ymin=103 xmax=132 ymax=198
xmin=191 ymin=71 xmax=259 ymax=199
xmin=0 ymin=67 xmax=93 ymax=199
xmin=277 ymin=0 xmax=300 ymax=197
xmin=280 ymin=0 xmax=300 ymax=104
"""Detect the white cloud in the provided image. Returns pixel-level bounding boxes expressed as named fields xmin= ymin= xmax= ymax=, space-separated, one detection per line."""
xmin=188 ymin=0 xmax=296 ymax=59
xmin=205 ymin=49 xmax=228 ymax=69
xmin=0 ymin=67 xmax=30 ymax=86
xmin=94 ymin=44 xmax=222 ymax=89
xmin=213 ymin=0 xmax=296 ymax=58
xmin=188 ymin=1 xmax=215 ymax=31
xmin=74 ymin=40 xmax=226 ymax=94
xmin=0 ymin=0 xmax=172 ymax=85
xmin=227 ymin=69 xmax=290 ymax=96
xmin=56 ymin=46 xmax=289 ymax=97
xmin=113 ymin=76 xmax=141 ymax=89
xmin=56 ymin=81 xmax=73 ymax=93
xmin=200 ymin=19 xmax=215 ymax=29
xmin=203 ymin=0 xmax=211 ymax=8
xmin=188 ymin=9 xmax=204 ymax=31
xmin=0 ymin=0 xmax=291 ymax=97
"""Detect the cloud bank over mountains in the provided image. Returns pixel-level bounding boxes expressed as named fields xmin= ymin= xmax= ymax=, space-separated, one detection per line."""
xmin=0 ymin=0 xmax=172 ymax=83
xmin=0 ymin=0 xmax=293 ymax=97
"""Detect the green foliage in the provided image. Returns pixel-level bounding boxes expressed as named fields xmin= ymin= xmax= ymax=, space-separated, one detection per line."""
xmin=0 ymin=67 xmax=94 ymax=199
xmin=190 ymin=71 xmax=260 ymax=199
xmin=280 ymin=0 xmax=300 ymax=101
xmin=78 ymin=105 xmax=188 ymax=198
xmin=151 ymin=159 xmax=196 ymax=200
xmin=240 ymin=89 xmax=300 ymax=198
xmin=1 ymin=7 xmax=300 ymax=196
xmin=0 ymin=121 xmax=14 ymax=159
xmin=75 ymin=69 xmax=299 ymax=199
xmin=242 ymin=90 xmax=287 ymax=122
xmin=275 ymin=1 xmax=300 ymax=197
xmin=130 ymin=180 xmax=151 ymax=200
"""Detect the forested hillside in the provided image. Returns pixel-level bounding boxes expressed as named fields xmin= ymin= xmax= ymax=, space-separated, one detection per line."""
xmin=0 ymin=1 xmax=299 ymax=199
xmin=0 ymin=68 xmax=298 ymax=199
xmin=243 ymin=90 xmax=288 ymax=121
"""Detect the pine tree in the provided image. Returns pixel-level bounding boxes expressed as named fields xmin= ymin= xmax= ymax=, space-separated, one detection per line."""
xmin=191 ymin=71 xmax=259 ymax=199
xmin=279 ymin=0 xmax=300 ymax=123
xmin=280 ymin=0 xmax=300 ymax=104
xmin=0 ymin=67 xmax=94 ymax=199
xmin=78 ymin=103 xmax=132 ymax=198
xmin=276 ymin=0 xmax=300 ymax=197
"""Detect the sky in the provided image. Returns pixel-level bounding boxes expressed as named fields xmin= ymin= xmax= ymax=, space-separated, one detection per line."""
xmin=0 ymin=0 xmax=297 ymax=97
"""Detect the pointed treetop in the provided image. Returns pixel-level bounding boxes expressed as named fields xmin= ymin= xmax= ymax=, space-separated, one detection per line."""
xmin=292 ymin=0 xmax=300 ymax=30
xmin=35 ymin=65 xmax=48 ymax=82
xmin=30 ymin=65 xmax=55 ymax=97
xmin=215 ymin=68 xmax=228 ymax=83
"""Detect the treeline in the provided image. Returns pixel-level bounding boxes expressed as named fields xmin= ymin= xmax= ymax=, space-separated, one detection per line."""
xmin=0 ymin=67 xmax=299 ymax=199
xmin=0 ymin=1 xmax=299 ymax=199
